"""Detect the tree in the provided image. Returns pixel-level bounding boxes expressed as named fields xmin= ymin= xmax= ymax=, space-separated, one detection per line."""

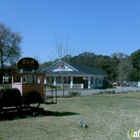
xmin=130 ymin=49 xmax=140 ymax=80
xmin=110 ymin=53 xmax=127 ymax=81
xmin=76 ymin=52 xmax=96 ymax=66
xmin=94 ymin=55 xmax=116 ymax=80
xmin=127 ymin=67 xmax=139 ymax=81
xmin=39 ymin=61 xmax=53 ymax=71
xmin=50 ymin=35 xmax=73 ymax=96
xmin=0 ymin=23 xmax=22 ymax=83
xmin=49 ymin=35 xmax=72 ymax=62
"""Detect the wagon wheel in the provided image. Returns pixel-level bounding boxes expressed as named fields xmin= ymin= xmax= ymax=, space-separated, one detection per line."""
xmin=26 ymin=91 xmax=41 ymax=108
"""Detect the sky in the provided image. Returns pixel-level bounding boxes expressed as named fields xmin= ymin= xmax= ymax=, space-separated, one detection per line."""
xmin=0 ymin=0 xmax=140 ymax=63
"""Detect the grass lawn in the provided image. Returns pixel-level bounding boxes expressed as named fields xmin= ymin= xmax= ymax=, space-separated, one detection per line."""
xmin=1 ymin=92 xmax=140 ymax=140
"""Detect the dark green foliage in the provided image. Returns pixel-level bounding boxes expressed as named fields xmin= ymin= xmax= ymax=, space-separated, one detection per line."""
xmin=93 ymin=90 xmax=116 ymax=95
xmin=130 ymin=49 xmax=140 ymax=69
xmin=0 ymin=23 xmax=22 ymax=83
xmin=69 ymin=91 xmax=81 ymax=96
xmin=130 ymin=49 xmax=140 ymax=80
xmin=38 ymin=61 xmax=53 ymax=71
xmin=112 ymin=90 xmax=116 ymax=94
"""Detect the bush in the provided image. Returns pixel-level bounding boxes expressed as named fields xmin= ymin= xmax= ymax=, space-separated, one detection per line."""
xmin=100 ymin=91 xmax=103 ymax=95
xmin=104 ymin=91 xmax=109 ymax=94
xmin=93 ymin=90 xmax=116 ymax=95
xmin=135 ymin=90 xmax=140 ymax=92
xmin=111 ymin=90 xmax=116 ymax=94
xmin=69 ymin=92 xmax=81 ymax=97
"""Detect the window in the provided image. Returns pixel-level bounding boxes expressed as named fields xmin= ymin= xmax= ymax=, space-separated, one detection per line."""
xmin=23 ymin=75 xmax=35 ymax=83
xmin=13 ymin=76 xmax=21 ymax=84
xmin=37 ymin=76 xmax=42 ymax=84
xmin=91 ymin=77 xmax=93 ymax=84
xmin=95 ymin=78 xmax=98 ymax=84
xmin=99 ymin=78 xmax=102 ymax=84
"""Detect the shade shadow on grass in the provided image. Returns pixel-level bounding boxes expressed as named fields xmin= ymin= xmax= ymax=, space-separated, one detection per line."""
xmin=0 ymin=110 xmax=79 ymax=121
xmin=42 ymin=110 xmax=80 ymax=117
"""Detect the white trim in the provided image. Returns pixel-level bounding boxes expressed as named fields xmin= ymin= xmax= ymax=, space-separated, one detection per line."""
xmin=53 ymin=76 xmax=56 ymax=85
xmin=70 ymin=76 xmax=73 ymax=88
xmin=88 ymin=77 xmax=91 ymax=89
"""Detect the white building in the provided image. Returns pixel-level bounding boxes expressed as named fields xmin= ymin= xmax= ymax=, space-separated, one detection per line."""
xmin=42 ymin=60 xmax=108 ymax=89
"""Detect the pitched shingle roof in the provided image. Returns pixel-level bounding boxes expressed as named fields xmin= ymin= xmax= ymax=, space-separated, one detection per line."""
xmin=68 ymin=63 xmax=107 ymax=76
xmin=42 ymin=60 xmax=107 ymax=77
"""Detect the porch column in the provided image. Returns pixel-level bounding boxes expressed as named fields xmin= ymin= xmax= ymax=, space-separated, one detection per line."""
xmin=100 ymin=77 xmax=103 ymax=86
xmin=53 ymin=76 xmax=56 ymax=85
xmin=88 ymin=76 xmax=91 ymax=89
xmin=70 ymin=76 xmax=73 ymax=88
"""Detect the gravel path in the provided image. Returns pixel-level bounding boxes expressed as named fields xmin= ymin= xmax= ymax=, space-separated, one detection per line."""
xmin=45 ymin=86 xmax=140 ymax=96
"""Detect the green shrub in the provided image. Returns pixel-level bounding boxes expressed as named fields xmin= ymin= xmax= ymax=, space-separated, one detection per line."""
xmin=93 ymin=90 xmax=118 ymax=95
xmin=135 ymin=90 xmax=140 ymax=92
xmin=69 ymin=91 xmax=81 ymax=97
xmin=104 ymin=91 xmax=109 ymax=94
xmin=111 ymin=90 xmax=116 ymax=94
xmin=98 ymin=91 xmax=103 ymax=95
xmin=94 ymin=92 xmax=99 ymax=95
